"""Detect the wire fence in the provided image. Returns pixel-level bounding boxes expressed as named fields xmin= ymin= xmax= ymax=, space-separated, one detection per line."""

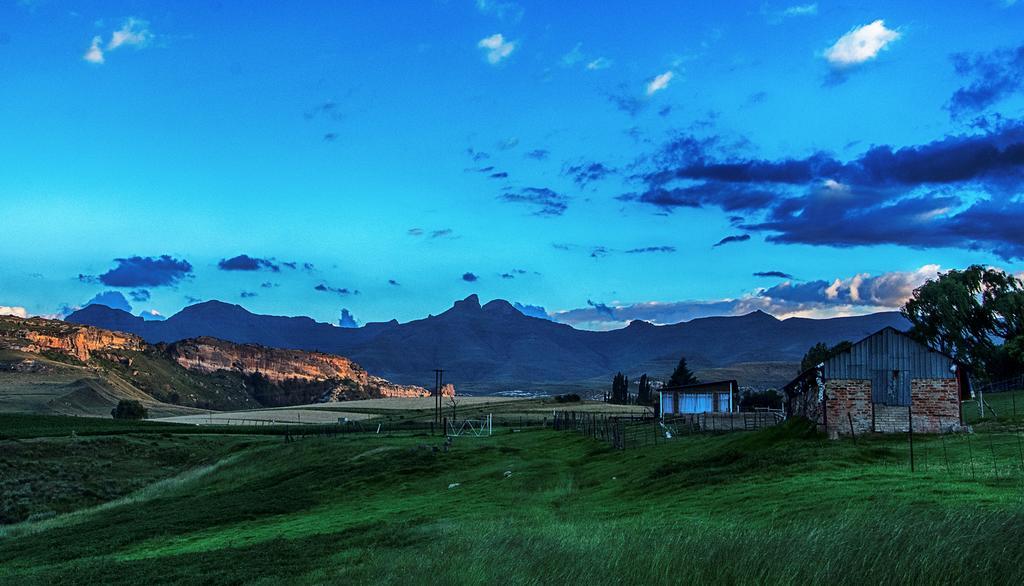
xmin=549 ymin=410 xmax=788 ymax=450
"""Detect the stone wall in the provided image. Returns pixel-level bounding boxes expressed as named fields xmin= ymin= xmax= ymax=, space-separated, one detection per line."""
xmin=824 ymin=379 xmax=873 ymax=436
xmin=910 ymin=378 xmax=960 ymax=433
xmin=873 ymin=403 xmax=909 ymax=433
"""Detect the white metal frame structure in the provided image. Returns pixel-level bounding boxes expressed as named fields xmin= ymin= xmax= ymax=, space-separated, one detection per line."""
xmin=447 ymin=414 xmax=493 ymax=437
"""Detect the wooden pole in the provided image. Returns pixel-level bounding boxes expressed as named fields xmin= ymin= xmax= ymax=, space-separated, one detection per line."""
xmin=907 ymin=403 xmax=914 ymax=473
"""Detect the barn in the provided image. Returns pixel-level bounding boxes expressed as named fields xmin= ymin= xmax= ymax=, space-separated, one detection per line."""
xmin=783 ymin=327 xmax=969 ymax=436
xmin=659 ymin=380 xmax=737 ymax=416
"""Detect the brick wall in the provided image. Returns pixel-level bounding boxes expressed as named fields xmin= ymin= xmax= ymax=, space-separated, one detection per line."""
xmin=910 ymin=378 xmax=960 ymax=433
xmin=824 ymin=379 xmax=872 ymax=436
xmin=873 ymin=403 xmax=909 ymax=432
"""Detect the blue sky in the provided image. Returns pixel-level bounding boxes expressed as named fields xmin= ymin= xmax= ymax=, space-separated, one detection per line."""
xmin=1 ymin=0 xmax=1023 ymax=329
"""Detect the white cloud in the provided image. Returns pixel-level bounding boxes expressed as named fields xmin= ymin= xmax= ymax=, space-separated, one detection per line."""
xmin=475 ymin=0 xmax=523 ymax=22
xmin=478 ymin=33 xmax=516 ymax=65
xmin=783 ymin=3 xmax=818 ymax=17
xmin=561 ymin=42 xmax=584 ymax=67
xmin=645 ymin=71 xmax=674 ymax=95
xmin=0 ymin=306 xmax=28 ymax=318
xmin=551 ymin=264 xmax=942 ymax=330
xmin=83 ymin=17 xmax=153 ymax=65
xmin=83 ymin=35 xmax=104 ymax=64
xmin=824 ymin=19 xmax=900 ymax=67
xmin=107 ymin=17 xmax=152 ymax=50
xmin=586 ymin=57 xmax=612 ymax=70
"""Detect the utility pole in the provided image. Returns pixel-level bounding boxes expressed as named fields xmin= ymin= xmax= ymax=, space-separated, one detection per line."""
xmin=433 ymin=368 xmax=445 ymax=429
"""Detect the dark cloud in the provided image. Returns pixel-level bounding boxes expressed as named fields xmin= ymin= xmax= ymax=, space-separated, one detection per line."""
xmin=500 ymin=268 xmax=530 ymax=279
xmin=490 ymin=172 xmax=509 ymax=179
xmin=564 ymin=162 xmax=614 ymax=186
xmin=218 ymin=254 xmax=280 ymax=272
xmin=497 ymin=137 xmax=519 ymax=151
xmin=98 ymin=255 xmax=193 ymax=288
xmin=462 ymin=272 xmax=479 ymax=282
xmin=947 ymin=44 xmax=1024 ymax=118
xmin=323 ymin=132 xmax=339 ymax=142
xmin=589 ymin=246 xmax=611 ymax=258
xmin=84 ymin=291 xmax=132 ymax=313
xmin=409 ymin=228 xmax=455 ymax=239
xmin=607 ymin=88 xmax=646 ymax=117
xmin=753 ymin=271 xmax=794 ymax=279
xmin=747 ymin=91 xmax=768 ymax=105
xmin=129 ymin=289 xmax=151 ymax=302
xmin=713 ymin=234 xmax=751 ymax=247
xmin=621 ymin=123 xmax=1024 ymax=259
xmin=625 ymin=246 xmax=676 ymax=254
xmin=240 ymin=291 xmax=257 ymax=298
xmin=185 ymin=295 xmax=203 ymax=305
xmin=499 ymin=187 xmax=568 ymax=216
xmin=513 ymin=302 xmax=551 ymax=320
xmin=658 ymin=105 xmax=672 ymax=117
xmin=586 ymin=299 xmax=615 ymax=318
xmin=466 ymin=148 xmax=490 ymax=162
xmin=78 ymin=274 xmax=98 ymax=284
xmin=552 ymin=266 xmax=938 ymax=329
xmin=315 ymin=283 xmax=359 ymax=296
xmin=304 ymin=100 xmax=345 ymax=121
xmin=759 ymin=265 xmax=937 ymax=308
xmin=260 ymin=282 xmax=279 ymax=289
xmin=338 ymin=308 xmax=359 ymax=328
xmin=618 ymin=183 xmax=779 ymax=212
xmin=388 ymin=279 xmax=400 ymax=286
xmin=524 ymin=149 xmax=550 ymax=160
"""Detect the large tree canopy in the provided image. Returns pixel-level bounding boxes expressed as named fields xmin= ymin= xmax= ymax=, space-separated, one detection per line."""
xmin=667 ymin=356 xmax=699 ymax=387
xmin=902 ymin=265 xmax=1024 ymax=379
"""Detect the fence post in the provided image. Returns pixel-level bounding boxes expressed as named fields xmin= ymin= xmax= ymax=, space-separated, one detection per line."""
xmin=907 ymin=403 xmax=914 ymax=473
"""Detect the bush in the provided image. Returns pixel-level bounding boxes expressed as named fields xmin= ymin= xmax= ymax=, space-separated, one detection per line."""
xmin=111 ymin=400 xmax=148 ymax=420
xmin=553 ymin=393 xmax=582 ymax=403
xmin=739 ymin=389 xmax=782 ymax=411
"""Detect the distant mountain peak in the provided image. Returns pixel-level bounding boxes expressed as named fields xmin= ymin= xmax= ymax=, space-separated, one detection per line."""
xmin=482 ymin=299 xmax=517 ymax=314
xmin=626 ymin=319 xmax=655 ymax=329
xmin=451 ymin=294 xmax=481 ymax=311
xmin=743 ymin=309 xmax=779 ymax=321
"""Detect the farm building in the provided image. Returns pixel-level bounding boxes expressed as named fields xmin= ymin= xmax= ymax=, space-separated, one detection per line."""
xmin=660 ymin=380 xmax=737 ymax=416
xmin=783 ymin=327 xmax=969 ymax=436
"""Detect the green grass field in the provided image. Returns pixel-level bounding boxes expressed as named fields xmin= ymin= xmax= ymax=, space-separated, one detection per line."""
xmin=1 ymin=401 xmax=1024 ymax=584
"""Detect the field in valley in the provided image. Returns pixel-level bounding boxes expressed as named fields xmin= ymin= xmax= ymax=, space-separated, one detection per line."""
xmin=1 ymin=395 xmax=1024 ymax=584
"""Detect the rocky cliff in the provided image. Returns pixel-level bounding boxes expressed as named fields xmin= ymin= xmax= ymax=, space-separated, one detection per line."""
xmin=0 ymin=314 xmax=432 ymax=410
xmin=162 ymin=337 xmax=432 ymax=402
xmin=1 ymin=316 xmax=145 ymax=362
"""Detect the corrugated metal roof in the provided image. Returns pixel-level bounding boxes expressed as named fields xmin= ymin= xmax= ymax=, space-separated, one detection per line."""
xmin=823 ymin=327 xmax=955 ymax=406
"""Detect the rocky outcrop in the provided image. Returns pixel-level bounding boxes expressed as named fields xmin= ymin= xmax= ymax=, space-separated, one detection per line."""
xmin=1 ymin=316 xmax=145 ymax=362
xmin=163 ymin=337 xmax=431 ymax=402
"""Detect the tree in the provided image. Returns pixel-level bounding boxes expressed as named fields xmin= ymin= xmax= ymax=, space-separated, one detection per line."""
xmin=111 ymin=399 xmax=148 ymax=420
xmin=637 ymin=374 xmax=652 ymax=405
xmin=610 ymin=372 xmax=629 ymax=404
xmin=902 ymin=265 xmax=1024 ymax=378
xmin=800 ymin=341 xmax=852 ymax=373
xmin=667 ymin=357 xmax=698 ymax=387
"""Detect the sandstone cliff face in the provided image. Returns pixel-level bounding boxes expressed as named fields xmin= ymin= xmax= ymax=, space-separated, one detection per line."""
xmin=164 ymin=337 xmax=432 ymax=402
xmin=1 ymin=316 xmax=145 ymax=362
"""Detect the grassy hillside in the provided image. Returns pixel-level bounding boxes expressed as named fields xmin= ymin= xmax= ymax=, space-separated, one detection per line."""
xmin=2 ymin=402 xmax=1024 ymax=584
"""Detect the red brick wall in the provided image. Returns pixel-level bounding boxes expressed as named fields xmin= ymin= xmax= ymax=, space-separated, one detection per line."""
xmin=910 ymin=378 xmax=960 ymax=433
xmin=825 ymin=379 xmax=872 ymax=436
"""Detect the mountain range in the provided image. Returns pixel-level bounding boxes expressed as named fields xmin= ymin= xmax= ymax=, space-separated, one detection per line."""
xmin=0 ymin=314 xmax=429 ymax=417
xmin=67 ymin=295 xmax=910 ymax=392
